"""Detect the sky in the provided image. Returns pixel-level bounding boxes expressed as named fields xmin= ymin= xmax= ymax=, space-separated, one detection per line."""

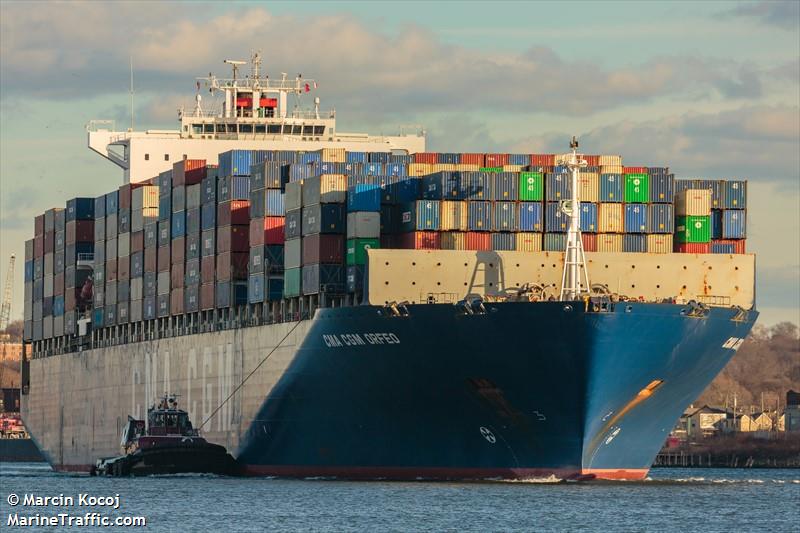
xmin=0 ymin=0 xmax=798 ymax=326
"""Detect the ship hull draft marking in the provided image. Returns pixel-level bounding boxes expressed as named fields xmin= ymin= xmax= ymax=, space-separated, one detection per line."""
xmin=23 ymin=302 xmax=756 ymax=481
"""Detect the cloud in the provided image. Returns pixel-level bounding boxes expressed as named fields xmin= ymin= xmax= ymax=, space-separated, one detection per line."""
xmin=723 ymin=1 xmax=800 ymax=30
xmin=0 ymin=3 xmax=780 ymax=116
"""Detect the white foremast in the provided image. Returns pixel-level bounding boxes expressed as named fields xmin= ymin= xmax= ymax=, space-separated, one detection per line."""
xmin=87 ymin=53 xmax=425 ymax=184
xmin=559 ymin=137 xmax=591 ymax=301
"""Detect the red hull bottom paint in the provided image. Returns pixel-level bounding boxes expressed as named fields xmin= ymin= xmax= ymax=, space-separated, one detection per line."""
xmin=53 ymin=463 xmax=649 ymax=481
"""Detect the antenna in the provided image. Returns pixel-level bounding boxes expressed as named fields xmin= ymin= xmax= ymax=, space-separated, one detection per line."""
xmin=224 ymin=59 xmax=246 ymax=81
xmin=558 ymin=137 xmax=590 ymax=301
xmin=129 ymin=56 xmax=134 ymax=132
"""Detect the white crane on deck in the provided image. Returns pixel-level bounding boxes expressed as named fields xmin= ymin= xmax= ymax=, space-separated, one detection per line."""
xmin=558 ymin=138 xmax=591 ymax=301
xmin=0 ymin=254 xmax=15 ymax=332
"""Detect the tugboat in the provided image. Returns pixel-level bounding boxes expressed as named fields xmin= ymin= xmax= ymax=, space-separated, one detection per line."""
xmin=92 ymin=395 xmax=240 ymax=476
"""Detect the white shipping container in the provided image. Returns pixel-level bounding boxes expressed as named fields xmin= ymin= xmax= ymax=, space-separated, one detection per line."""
xmin=285 ymin=181 xmax=303 ymax=211
xmin=502 ymin=165 xmax=523 ymax=172
xmin=186 ymin=184 xmax=202 ymax=210
xmin=598 ymin=203 xmax=624 ymax=233
xmin=408 ymin=163 xmax=433 ymax=177
xmin=600 ymin=165 xmax=623 ymax=174
xmin=130 ymin=277 xmax=144 ymax=300
xmin=44 ymin=275 xmax=54 ymax=297
xmin=53 ymin=315 xmax=64 ymax=337
xmin=647 ymin=234 xmax=673 ymax=254
xmin=346 ymin=212 xmax=381 ymax=239
xmin=675 ymin=189 xmax=711 ymax=216
xmin=599 ymin=155 xmax=623 ymax=166
xmin=454 ymin=164 xmax=479 ymax=171
xmin=157 ymin=271 xmax=170 ymax=295
xmin=118 ymin=232 xmax=131 ymax=257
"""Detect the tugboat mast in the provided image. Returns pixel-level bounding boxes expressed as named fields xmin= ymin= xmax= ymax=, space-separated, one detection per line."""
xmin=559 ymin=136 xmax=591 ymax=301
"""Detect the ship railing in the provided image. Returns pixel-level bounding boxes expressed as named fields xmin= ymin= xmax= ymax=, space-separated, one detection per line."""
xmin=695 ymin=295 xmax=732 ymax=307
xmin=181 ymin=109 xmax=336 ymax=120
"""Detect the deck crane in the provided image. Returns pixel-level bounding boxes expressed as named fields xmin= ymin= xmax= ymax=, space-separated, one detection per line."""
xmin=0 ymin=254 xmax=15 ymax=332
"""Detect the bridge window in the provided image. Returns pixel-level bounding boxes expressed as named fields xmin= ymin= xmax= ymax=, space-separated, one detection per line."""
xmin=291 ymin=125 xmax=302 ymax=135
xmin=192 ymin=124 xmax=203 ymax=134
xmin=144 ymin=153 xmax=149 ymax=161
xmin=239 ymin=124 xmax=253 ymax=133
xmin=255 ymin=124 xmax=266 ymax=134
xmin=164 ymin=154 xmax=169 ymax=161
xmin=302 ymin=125 xmax=314 ymax=135
xmin=267 ymin=125 xmax=281 ymax=134
xmin=216 ymin=124 xmax=226 ymax=133
xmin=203 ymin=124 xmax=214 ymax=134
xmin=226 ymin=124 xmax=236 ymax=133
xmin=314 ymin=126 xmax=325 ymax=135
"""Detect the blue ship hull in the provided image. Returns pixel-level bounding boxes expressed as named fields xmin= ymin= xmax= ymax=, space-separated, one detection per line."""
xmin=237 ymin=301 xmax=757 ymax=480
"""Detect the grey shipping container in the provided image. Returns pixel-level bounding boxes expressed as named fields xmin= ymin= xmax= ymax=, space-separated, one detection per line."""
xmin=346 ymin=212 xmax=381 ymax=239
xmin=302 ymin=263 xmax=345 ymax=295
xmin=144 ymin=272 xmax=157 ymax=297
xmin=285 ymin=181 xmax=303 ymax=211
xmin=284 ymin=238 xmax=302 ymax=269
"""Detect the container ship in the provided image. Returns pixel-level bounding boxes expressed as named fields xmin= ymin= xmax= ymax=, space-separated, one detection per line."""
xmin=20 ymin=55 xmax=756 ymax=480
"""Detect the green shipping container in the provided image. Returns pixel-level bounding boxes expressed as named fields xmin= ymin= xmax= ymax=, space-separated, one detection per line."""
xmin=675 ymin=215 xmax=711 ymax=243
xmin=519 ymin=172 xmax=543 ymax=201
xmin=624 ymin=173 xmax=649 ymax=203
xmin=479 ymin=167 xmax=503 ymax=173
xmin=283 ymin=268 xmax=302 ymax=297
xmin=347 ymin=238 xmax=380 ymax=265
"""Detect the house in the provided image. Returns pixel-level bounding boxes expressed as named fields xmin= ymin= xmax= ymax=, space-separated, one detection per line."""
xmin=739 ymin=412 xmax=774 ymax=432
xmin=686 ymin=405 xmax=733 ymax=437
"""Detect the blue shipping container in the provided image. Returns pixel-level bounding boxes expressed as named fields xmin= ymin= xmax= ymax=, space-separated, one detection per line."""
xmin=300 ymin=151 xmax=322 ymax=165
xmin=219 ymin=150 xmax=252 ymax=177
xmin=365 ymin=162 xmax=384 ymax=175
xmin=493 ymin=202 xmax=517 ymax=231
xmin=518 ymin=202 xmax=543 ymax=232
xmin=580 ymin=202 xmax=598 ymax=233
xmin=492 ymin=172 xmax=518 ymax=201
xmin=467 ymin=201 xmax=492 ymax=231
xmin=711 ymin=241 xmax=737 ymax=254
xmin=546 ymin=173 xmax=571 ymax=201
xmin=53 ymin=296 xmax=65 ymax=316
xmin=491 ymin=233 xmax=516 ymax=250
xmin=694 ymin=179 xmax=723 ymax=208
xmin=623 ymin=234 xmax=647 ymax=253
xmin=385 ymin=163 xmax=407 ymax=176
xmin=368 ymin=152 xmax=390 ymax=163
xmin=66 ymin=198 xmax=95 ymax=222
xmin=545 ymin=202 xmax=568 ymax=233
xmin=171 ymin=211 xmax=186 ymax=238
xmin=248 ymin=273 xmax=265 ymax=303
xmin=348 ymin=184 xmax=382 ymax=212
xmin=508 ymin=154 xmax=530 ymax=166
xmin=159 ymin=196 xmax=171 ymax=222
xmin=265 ymin=189 xmax=285 ymax=216
xmin=389 ymin=154 xmax=413 ymax=164
xmin=94 ymin=196 xmax=106 ymax=218
xmin=105 ymin=191 xmax=118 ymax=214
xmin=438 ymin=153 xmax=461 ymax=165
xmin=713 ymin=209 xmax=746 ymax=239
xmin=289 ymin=164 xmax=314 ymax=183
xmin=463 ymin=172 xmax=491 ymax=200
xmin=380 ymin=205 xmax=399 ymax=234
xmin=624 ymin=204 xmax=648 ymax=233
xmin=400 ymin=200 xmax=440 ymax=231
xmin=24 ymin=260 xmax=33 ymax=282
xmin=647 ymin=204 xmax=674 ymax=234
xmin=201 ymin=203 xmax=216 ymax=230
xmin=600 ymin=174 xmax=623 ymax=202
xmin=649 ymin=174 xmax=675 ymax=203
xmin=92 ymin=307 xmax=104 ymax=326
xmin=346 ymin=151 xmax=368 ymax=164
xmin=723 ymin=180 xmax=747 ymax=208
xmin=422 ymin=172 xmax=465 ymax=200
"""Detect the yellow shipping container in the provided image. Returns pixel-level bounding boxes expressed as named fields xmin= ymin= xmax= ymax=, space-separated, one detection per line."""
xmin=455 ymin=164 xmax=479 ymax=171
xmin=579 ymin=173 xmax=599 ymax=202
xmin=503 ymin=165 xmax=523 ymax=172
xmin=515 ymin=232 xmax=543 ymax=252
xmin=440 ymin=201 xmax=468 ymax=231
xmin=647 ymin=234 xmax=673 ymax=254
xmin=599 ymin=155 xmax=622 ymax=166
xmin=133 ymin=185 xmax=159 ymax=209
xmin=408 ymin=163 xmax=434 ymax=177
xmin=440 ymin=232 xmax=466 ymax=250
xmin=320 ymin=174 xmax=347 ymax=193
xmin=321 ymin=148 xmax=346 ymax=163
xmin=431 ymin=164 xmax=457 ymax=172
xmin=596 ymin=233 xmax=623 ymax=252
xmin=675 ymin=189 xmax=711 ymax=216
xmin=598 ymin=203 xmax=624 ymax=233
xmin=600 ymin=165 xmax=623 ymax=174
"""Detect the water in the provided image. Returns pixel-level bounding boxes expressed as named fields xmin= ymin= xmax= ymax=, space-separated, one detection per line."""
xmin=1 ymin=463 xmax=797 ymax=532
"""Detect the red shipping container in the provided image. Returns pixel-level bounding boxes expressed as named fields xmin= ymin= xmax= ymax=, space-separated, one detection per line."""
xmin=485 ymin=153 xmax=509 ymax=167
xmin=171 ymin=237 xmax=185 ymax=265
xmin=623 ymin=166 xmax=647 ymax=174
xmin=65 ymin=220 xmax=94 ymax=244
xmin=302 ymin=233 xmax=344 ymax=264
xmin=249 ymin=218 xmax=265 ymax=246
xmin=465 ymin=232 xmax=491 ymax=250
xmin=106 ymin=258 xmax=118 ymax=281
xmin=118 ymin=184 xmax=132 ymax=210
xmin=460 ymin=153 xmax=485 ymax=167
xmin=582 ymin=233 xmax=597 ymax=252
xmin=414 ymin=153 xmax=439 ymax=164
xmin=584 ymin=155 xmax=600 ymax=167
xmin=170 ymin=287 xmax=184 ymax=315
xmin=201 ymin=256 xmax=215 ymax=284
xmin=44 ymin=231 xmax=54 ymax=253
xmin=674 ymin=243 xmax=710 ymax=254
xmin=34 ymin=235 xmax=44 ymax=258
xmin=34 ymin=214 xmax=45 ymax=236
xmin=217 ymin=225 xmax=249 ymax=253
xmin=173 ymin=159 xmax=207 ymax=186
xmin=530 ymin=154 xmax=556 ymax=166
xmin=218 ymin=200 xmax=250 ymax=226
xmin=53 ymin=273 xmax=64 ymax=296
xmin=118 ymin=257 xmax=130 ymax=281
xmin=157 ymin=246 xmax=170 ymax=272
xmin=713 ymin=239 xmax=746 ymax=254
xmin=399 ymin=231 xmax=440 ymax=250
xmin=131 ymin=231 xmax=144 ymax=253
xmin=264 ymin=217 xmax=285 ymax=245
xmin=216 ymin=252 xmax=248 ymax=281
xmin=200 ymin=283 xmax=215 ymax=310
xmin=144 ymin=247 xmax=157 ymax=272
xmin=65 ymin=290 xmax=75 ymax=311
xmin=171 ymin=263 xmax=185 ymax=289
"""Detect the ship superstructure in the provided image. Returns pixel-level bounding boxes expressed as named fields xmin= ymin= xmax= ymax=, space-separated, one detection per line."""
xmin=21 ymin=56 xmax=757 ymax=481
xmin=88 ymin=53 xmax=425 ymax=184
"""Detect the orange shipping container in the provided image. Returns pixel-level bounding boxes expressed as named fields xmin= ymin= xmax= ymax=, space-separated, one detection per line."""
xmin=414 ymin=153 xmax=439 ymax=164
xmin=461 ymin=153 xmax=485 ymax=166
xmin=321 ymin=148 xmax=346 ymax=163
xmin=579 ymin=173 xmax=599 ymax=203
xmin=408 ymin=163 xmax=434 ymax=177
xmin=582 ymin=233 xmax=597 ymax=252
xmin=440 ymin=201 xmax=468 ymax=231
xmin=465 ymin=232 xmax=491 ymax=250
xmin=515 ymin=232 xmax=542 ymax=252
xmin=596 ymin=234 xmax=623 ymax=252
xmin=598 ymin=203 xmax=624 ymax=233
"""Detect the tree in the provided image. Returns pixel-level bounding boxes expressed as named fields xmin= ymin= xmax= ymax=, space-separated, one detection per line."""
xmin=1 ymin=320 xmax=23 ymax=341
